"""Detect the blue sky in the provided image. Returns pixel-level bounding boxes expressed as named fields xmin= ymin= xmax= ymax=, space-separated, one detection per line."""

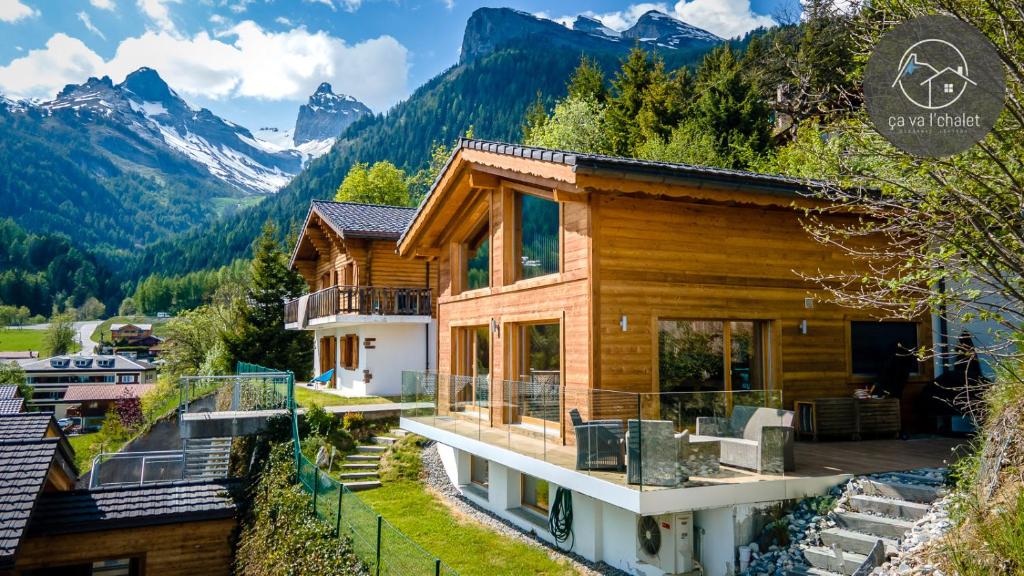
xmin=0 ymin=0 xmax=796 ymax=132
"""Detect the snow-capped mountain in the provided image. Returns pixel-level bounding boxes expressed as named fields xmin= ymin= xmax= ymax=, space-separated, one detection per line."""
xmin=39 ymin=68 xmax=301 ymax=194
xmin=293 ymin=83 xmax=371 ymax=146
xmin=461 ymin=8 xmax=721 ymax=63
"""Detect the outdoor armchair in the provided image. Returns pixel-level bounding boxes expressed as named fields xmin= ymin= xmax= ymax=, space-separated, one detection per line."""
xmin=570 ymin=409 xmax=625 ymax=471
xmin=692 ymin=405 xmax=796 ymax=474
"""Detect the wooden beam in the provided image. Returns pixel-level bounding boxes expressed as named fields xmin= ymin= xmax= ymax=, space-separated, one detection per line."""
xmin=575 ymin=173 xmax=826 ymax=210
xmin=469 ymin=171 xmax=500 ymax=190
xmin=306 ymin=228 xmax=331 ymax=255
xmin=553 ymin=188 xmax=589 ymax=203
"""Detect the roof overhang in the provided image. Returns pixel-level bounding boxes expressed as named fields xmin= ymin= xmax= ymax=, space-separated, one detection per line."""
xmin=289 ymin=203 xmax=403 ymax=269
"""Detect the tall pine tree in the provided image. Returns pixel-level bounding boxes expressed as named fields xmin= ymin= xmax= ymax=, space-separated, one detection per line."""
xmin=225 ymin=221 xmax=312 ymax=378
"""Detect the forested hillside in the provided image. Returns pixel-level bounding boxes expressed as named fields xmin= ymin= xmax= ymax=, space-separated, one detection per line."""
xmin=130 ymin=20 xmax=729 ymax=279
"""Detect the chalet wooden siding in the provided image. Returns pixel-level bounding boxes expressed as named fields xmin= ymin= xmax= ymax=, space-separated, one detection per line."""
xmin=16 ymin=518 xmax=236 ymax=575
xmin=399 ymin=141 xmax=933 ymax=436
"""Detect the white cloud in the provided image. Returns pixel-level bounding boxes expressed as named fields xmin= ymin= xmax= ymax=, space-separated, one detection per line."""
xmin=90 ymin=0 xmax=115 ymax=10
xmin=0 ymin=34 xmax=104 ymax=98
xmin=671 ymin=0 xmax=775 ymax=38
xmin=209 ymin=13 xmax=228 ymax=25
xmin=554 ymin=0 xmax=774 ymax=40
xmin=0 ymin=0 xmax=39 ymax=23
xmin=78 ymin=11 xmax=106 ymax=40
xmin=0 ymin=22 xmax=410 ymax=112
xmin=274 ymin=16 xmax=292 ymax=26
xmin=137 ymin=0 xmax=181 ymax=32
xmin=441 ymin=0 xmax=454 ymax=9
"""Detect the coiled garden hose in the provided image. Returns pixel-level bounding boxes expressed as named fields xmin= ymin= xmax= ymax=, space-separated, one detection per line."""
xmin=548 ymin=486 xmax=574 ymax=550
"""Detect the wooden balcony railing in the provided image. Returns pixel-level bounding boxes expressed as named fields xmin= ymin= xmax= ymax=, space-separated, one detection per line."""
xmin=285 ymin=285 xmax=432 ymax=324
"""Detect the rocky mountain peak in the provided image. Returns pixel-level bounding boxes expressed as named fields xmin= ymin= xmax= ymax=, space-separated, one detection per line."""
xmin=572 ymin=15 xmax=619 ymax=38
xmin=292 ymin=82 xmax=371 ymax=146
xmin=622 ymin=10 xmax=722 ymax=43
xmin=119 ymin=67 xmax=176 ymax=104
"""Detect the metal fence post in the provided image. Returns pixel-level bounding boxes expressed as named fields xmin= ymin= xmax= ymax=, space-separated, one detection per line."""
xmin=434 ymin=558 xmax=441 ymax=576
xmin=375 ymin=515 xmax=383 ymax=576
xmin=312 ymin=470 xmax=319 ymax=513
xmin=335 ymin=484 xmax=343 ymax=536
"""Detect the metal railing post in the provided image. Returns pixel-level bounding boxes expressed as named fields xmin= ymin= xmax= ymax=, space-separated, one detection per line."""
xmin=375 ymin=515 xmax=383 ymax=576
xmin=312 ymin=470 xmax=319 ymax=513
xmin=434 ymin=558 xmax=441 ymax=576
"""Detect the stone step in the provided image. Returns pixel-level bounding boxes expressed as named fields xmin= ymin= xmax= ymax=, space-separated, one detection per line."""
xmin=342 ymin=462 xmax=378 ymax=470
xmin=786 ymin=566 xmax=844 ymax=576
xmin=835 ymin=511 xmax=914 ymax=540
xmin=802 ymin=546 xmax=867 ymax=576
xmin=343 ymin=480 xmax=382 ymax=492
xmin=372 ymin=436 xmax=398 ymax=445
xmin=862 ymin=479 xmax=943 ymax=504
xmin=390 ymin=429 xmax=408 ymax=437
xmin=339 ymin=471 xmax=379 ymax=480
xmin=346 ymin=454 xmax=381 ymax=461
xmin=849 ymin=494 xmax=931 ymax=521
xmin=820 ymin=527 xmax=895 ymax=557
xmin=357 ymin=445 xmax=387 ymax=453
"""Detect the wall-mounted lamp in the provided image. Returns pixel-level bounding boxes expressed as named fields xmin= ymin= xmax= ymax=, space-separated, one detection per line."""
xmin=491 ymin=318 xmax=500 ymax=337
xmin=620 ymin=315 xmax=628 ymax=332
xmin=800 ymin=319 xmax=808 ymax=335
xmin=804 ymin=297 xmax=815 ymax=309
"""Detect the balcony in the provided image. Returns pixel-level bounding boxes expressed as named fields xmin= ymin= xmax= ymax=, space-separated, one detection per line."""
xmin=398 ymin=371 xmax=962 ymax=505
xmin=285 ymin=285 xmax=432 ymax=326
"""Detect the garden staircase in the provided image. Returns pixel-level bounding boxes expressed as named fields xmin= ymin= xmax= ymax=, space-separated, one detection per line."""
xmin=338 ymin=430 xmax=402 ymax=492
xmin=787 ymin=473 xmax=947 ymax=576
xmin=184 ymin=437 xmax=232 ymax=480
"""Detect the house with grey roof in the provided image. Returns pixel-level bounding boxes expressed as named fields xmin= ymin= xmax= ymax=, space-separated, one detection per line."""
xmin=284 ymin=200 xmax=436 ymax=397
xmin=20 ymin=355 xmax=157 ymax=426
xmin=0 ymin=412 xmax=238 ymax=575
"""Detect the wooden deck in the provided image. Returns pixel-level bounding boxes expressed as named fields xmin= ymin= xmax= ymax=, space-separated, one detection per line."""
xmin=406 ymin=415 xmax=966 ymax=490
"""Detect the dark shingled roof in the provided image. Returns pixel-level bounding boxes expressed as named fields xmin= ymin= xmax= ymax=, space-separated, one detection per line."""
xmin=28 ymin=480 xmax=238 ymax=536
xmin=0 ymin=398 xmax=23 ymax=414
xmin=0 ymin=439 xmax=60 ymax=569
xmin=400 ymin=138 xmax=828 ymax=246
xmin=311 ymin=200 xmax=416 ymax=239
xmin=0 ymin=385 xmax=16 ymax=400
xmin=0 ymin=413 xmax=54 ymax=442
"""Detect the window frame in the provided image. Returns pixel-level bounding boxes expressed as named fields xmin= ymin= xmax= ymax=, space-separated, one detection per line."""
xmin=470 ymin=455 xmax=489 ymax=488
xmin=656 ymin=318 xmax=773 ymax=394
xmin=341 ymin=334 xmax=360 ymax=370
xmin=458 ymin=215 xmax=491 ymax=294
xmin=520 ymin=473 xmax=550 ymax=516
xmin=504 ymin=186 xmax=562 ymax=285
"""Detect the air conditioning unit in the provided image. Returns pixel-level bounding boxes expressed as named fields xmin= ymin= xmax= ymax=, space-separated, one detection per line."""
xmin=636 ymin=512 xmax=694 ymax=575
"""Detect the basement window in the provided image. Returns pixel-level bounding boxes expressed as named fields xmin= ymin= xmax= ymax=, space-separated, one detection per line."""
xmin=521 ymin=474 xmax=550 ymax=516
xmin=470 ymin=455 xmax=489 ymax=488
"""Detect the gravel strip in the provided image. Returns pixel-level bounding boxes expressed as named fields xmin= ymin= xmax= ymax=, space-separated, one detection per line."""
xmin=420 ymin=441 xmax=630 ymax=576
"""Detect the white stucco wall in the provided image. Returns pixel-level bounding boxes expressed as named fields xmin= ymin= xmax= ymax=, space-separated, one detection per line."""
xmin=313 ymin=320 xmax=436 ymax=398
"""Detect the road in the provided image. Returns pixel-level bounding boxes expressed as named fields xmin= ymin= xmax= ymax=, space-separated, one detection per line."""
xmin=16 ymin=320 xmax=103 ymax=355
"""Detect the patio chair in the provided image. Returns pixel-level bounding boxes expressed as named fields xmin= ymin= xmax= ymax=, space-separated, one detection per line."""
xmin=310 ymin=369 xmax=334 ymax=388
xmin=570 ymin=408 xmax=625 ymax=472
xmin=691 ymin=405 xmax=796 ymax=474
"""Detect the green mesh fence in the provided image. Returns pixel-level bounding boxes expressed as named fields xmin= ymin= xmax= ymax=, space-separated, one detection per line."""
xmin=255 ymin=359 xmax=456 ymax=575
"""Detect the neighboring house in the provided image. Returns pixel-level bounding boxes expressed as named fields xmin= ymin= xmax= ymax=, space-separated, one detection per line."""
xmin=284 ymin=200 xmax=437 ymax=396
xmin=63 ymin=383 xmax=157 ymax=430
xmin=0 ymin=385 xmax=23 ymax=414
xmin=394 ymin=139 xmax=939 ymax=575
xmin=0 ymin=413 xmax=238 ymax=575
xmin=20 ymin=355 xmax=157 ymax=420
xmin=109 ymin=323 xmax=153 ymax=341
xmin=110 ymin=334 xmax=165 ymax=361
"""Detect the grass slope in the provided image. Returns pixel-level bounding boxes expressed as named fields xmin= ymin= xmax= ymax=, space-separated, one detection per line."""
xmin=360 ymin=436 xmax=578 ymax=576
xmin=293 ymin=386 xmax=393 ymax=407
xmin=0 ymin=328 xmax=81 ymax=354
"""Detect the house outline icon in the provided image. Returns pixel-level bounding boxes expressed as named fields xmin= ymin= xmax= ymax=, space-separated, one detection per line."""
xmin=891 ymin=38 xmax=976 ymax=110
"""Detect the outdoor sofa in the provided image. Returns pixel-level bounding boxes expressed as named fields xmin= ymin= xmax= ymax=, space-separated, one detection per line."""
xmin=691 ymin=405 xmax=796 ymax=474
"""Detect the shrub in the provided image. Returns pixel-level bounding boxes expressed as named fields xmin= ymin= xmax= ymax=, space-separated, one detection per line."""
xmin=342 ymin=412 xmax=372 ymax=442
xmin=235 ymin=443 xmax=368 ymax=576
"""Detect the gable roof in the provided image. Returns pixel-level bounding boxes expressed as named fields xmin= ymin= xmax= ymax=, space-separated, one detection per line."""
xmin=0 ymin=385 xmax=17 ymax=400
xmin=0 ymin=398 xmax=23 ymax=414
xmin=28 ymin=480 xmax=238 ymax=536
xmin=21 ymin=354 xmax=156 ymax=373
xmin=398 ymin=138 xmax=827 ymax=251
xmin=0 ymin=413 xmax=76 ymax=570
xmin=311 ymin=200 xmax=415 ymax=239
xmin=62 ymin=384 xmax=157 ymax=403
xmin=110 ymin=323 xmax=153 ymax=331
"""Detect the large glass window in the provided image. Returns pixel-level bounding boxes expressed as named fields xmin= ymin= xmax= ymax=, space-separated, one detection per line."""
xmin=514 ymin=322 xmax=561 ymax=424
xmin=851 ymin=321 xmax=919 ymax=375
xmin=465 ymin=220 xmax=490 ymax=291
xmin=521 ymin=474 xmax=550 ymax=514
xmin=453 ymin=326 xmax=490 ymax=406
xmin=516 ymin=193 xmax=559 ymax=280
xmin=658 ymin=320 xmax=725 ymax=393
xmin=730 ymin=321 xmax=766 ymax=391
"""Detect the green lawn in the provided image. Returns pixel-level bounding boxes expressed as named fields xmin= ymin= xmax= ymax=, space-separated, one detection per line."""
xmin=294 ymin=386 xmax=395 ymax=407
xmin=360 ymin=437 xmax=579 ymax=576
xmin=91 ymin=316 xmax=171 ymax=343
xmin=0 ymin=328 xmax=80 ymax=354
xmin=67 ymin=433 xmax=101 ymax=472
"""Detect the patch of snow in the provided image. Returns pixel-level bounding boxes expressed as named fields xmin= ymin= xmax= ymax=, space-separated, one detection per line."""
xmin=296 ymin=138 xmax=335 ymax=160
